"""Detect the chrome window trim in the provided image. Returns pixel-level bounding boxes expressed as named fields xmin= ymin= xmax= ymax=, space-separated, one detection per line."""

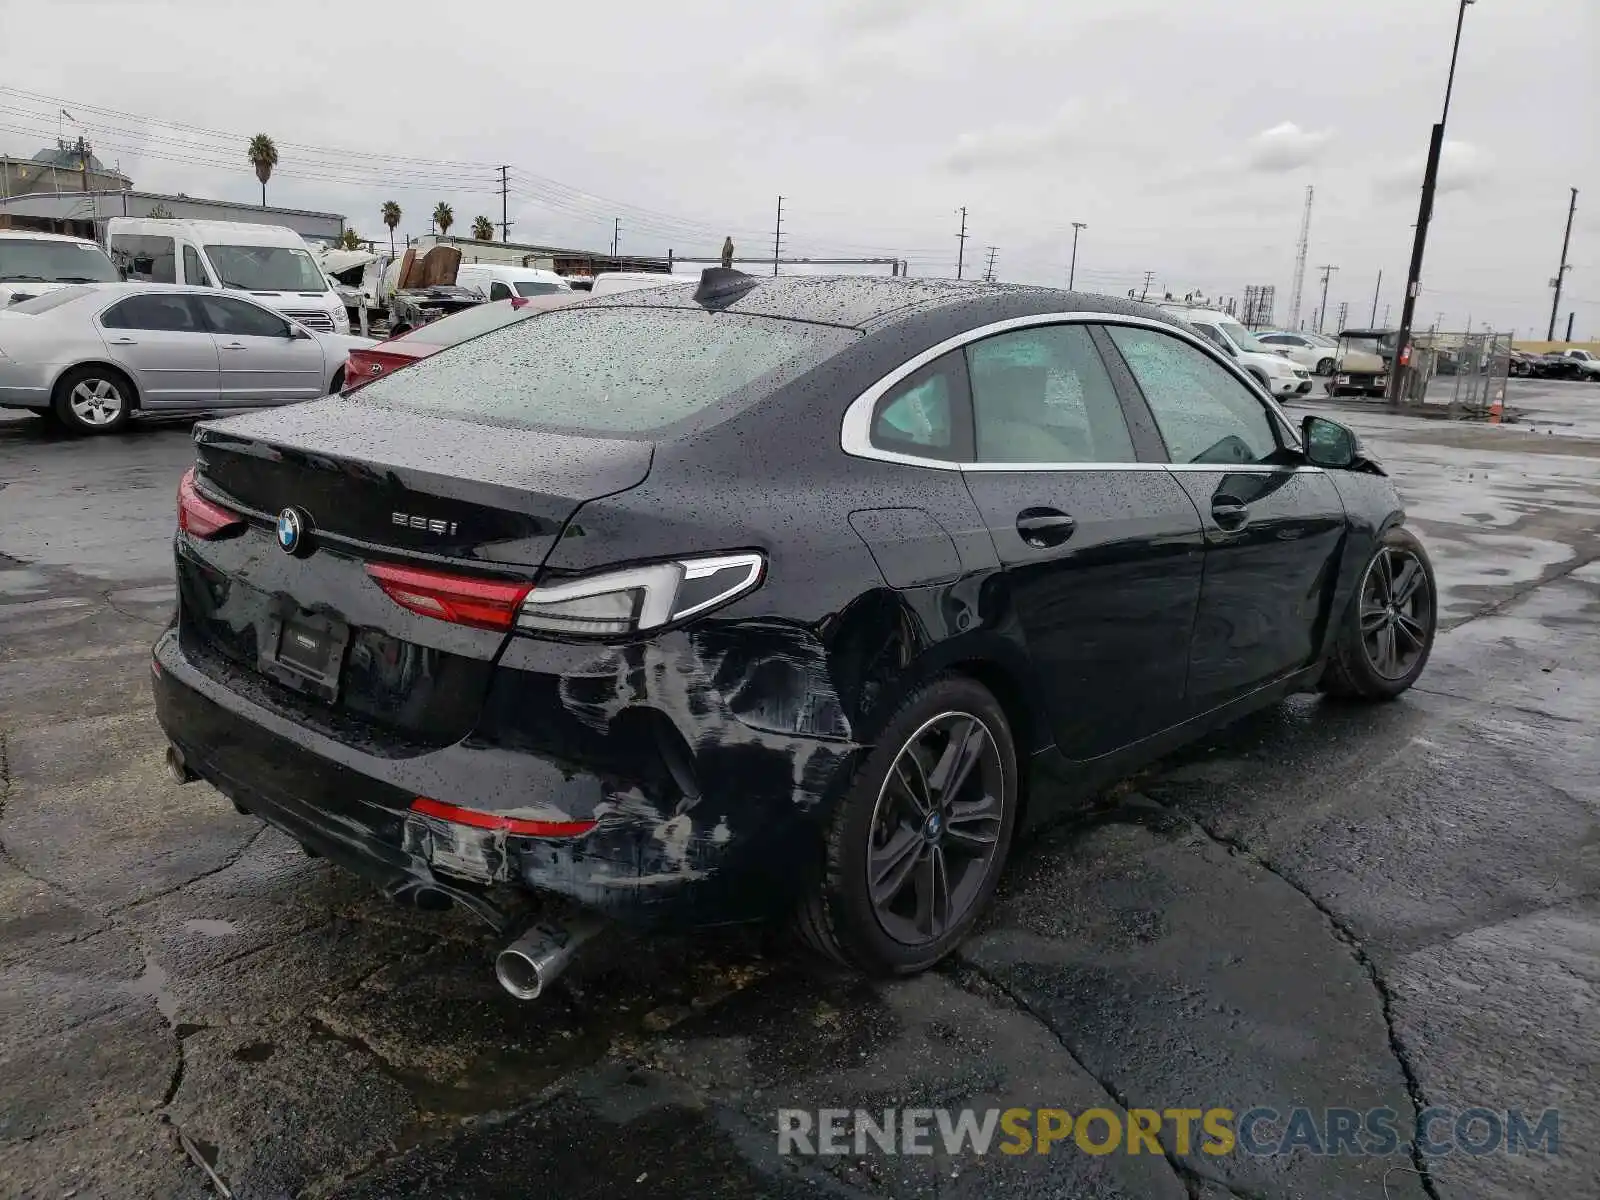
xmin=840 ymin=310 xmax=1302 ymax=470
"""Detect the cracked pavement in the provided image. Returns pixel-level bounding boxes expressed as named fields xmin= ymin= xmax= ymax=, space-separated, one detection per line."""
xmin=1 ymin=384 xmax=1597 ymax=1199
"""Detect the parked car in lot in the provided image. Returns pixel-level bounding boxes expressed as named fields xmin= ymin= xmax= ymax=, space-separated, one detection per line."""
xmin=1549 ymin=348 xmax=1600 ymax=380
xmin=588 ymin=270 xmax=693 ymax=297
xmin=153 ymin=271 xmax=1436 ymax=995
xmin=1256 ymin=330 xmax=1339 ymax=376
xmin=1155 ymin=304 xmax=1313 ymax=397
xmin=0 ymin=230 xmax=123 ymax=308
xmin=455 ymin=263 xmax=573 ymax=301
xmin=344 ymin=293 xmax=580 ymax=390
xmin=0 ymin=284 xmax=374 ymax=434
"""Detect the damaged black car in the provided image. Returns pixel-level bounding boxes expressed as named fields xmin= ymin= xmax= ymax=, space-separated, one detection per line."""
xmin=153 ymin=268 xmax=1437 ymax=996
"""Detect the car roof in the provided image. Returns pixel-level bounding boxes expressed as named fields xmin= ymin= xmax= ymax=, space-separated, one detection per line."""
xmin=576 ymin=271 xmax=1186 ymax=333
xmin=0 ymin=230 xmax=102 ymax=245
xmin=109 ymin=218 xmax=309 ymax=246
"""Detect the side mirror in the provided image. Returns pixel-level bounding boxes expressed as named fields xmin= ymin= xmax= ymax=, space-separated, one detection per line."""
xmin=1302 ymin=415 xmax=1358 ymax=469
xmin=289 ymin=325 xmax=312 ymax=341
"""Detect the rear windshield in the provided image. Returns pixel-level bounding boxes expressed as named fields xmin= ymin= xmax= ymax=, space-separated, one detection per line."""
xmin=6 ymin=285 xmax=94 ymax=314
xmin=357 ymin=307 xmax=857 ymax=433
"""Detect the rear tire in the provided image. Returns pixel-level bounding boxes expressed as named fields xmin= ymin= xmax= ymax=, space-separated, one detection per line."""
xmin=327 ymin=368 xmax=345 ymax=396
xmin=1316 ymin=357 xmax=1335 ymax=375
xmin=797 ymin=676 xmax=1019 ymax=976
xmin=52 ymin=366 xmax=133 ymax=435
xmin=1321 ymin=526 xmax=1437 ymax=701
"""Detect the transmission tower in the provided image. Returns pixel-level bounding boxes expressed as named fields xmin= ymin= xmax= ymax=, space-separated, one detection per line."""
xmin=1288 ymin=185 xmax=1314 ymax=330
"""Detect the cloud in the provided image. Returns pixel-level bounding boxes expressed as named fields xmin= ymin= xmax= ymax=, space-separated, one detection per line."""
xmin=943 ymin=103 xmax=1087 ymax=174
xmin=1375 ymin=139 xmax=1493 ymax=198
xmin=831 ymin=0 xmax=954 ymax=34
xmin=1245 ymin=122 xmax=1333 ymax=172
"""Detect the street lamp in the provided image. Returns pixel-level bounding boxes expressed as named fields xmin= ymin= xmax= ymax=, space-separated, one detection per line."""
xmin=1068 ymin=221 xmax=1087 ymax=290
xmin=1390 ymin=0 xmax=1475 ymax=402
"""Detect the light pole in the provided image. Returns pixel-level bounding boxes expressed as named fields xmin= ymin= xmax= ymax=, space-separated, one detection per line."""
xmin=1068 ymin=221 xmax=1087 ymax=290
xmin=1390 ymin=0 xmax=1475 ymax=401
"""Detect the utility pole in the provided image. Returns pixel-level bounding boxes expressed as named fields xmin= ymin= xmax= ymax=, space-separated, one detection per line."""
xmin=497 ymin=166 xmax=512 ymax=242
xmin=983 ymin=246 xmax=998 ymax=282
xmin=770 ymin=195 xmax=784 ymax=276
xmin=1068 ymin=221 xmax=1087 ymax=290
xmin=1391 ymin=0 xmax=1475 ymax=401
xmin=1336 ymin=301 xmax=1349 ymax=332
xmin=1383 ymin=304 xmax=1391 ymax=326
xmin=1316 ymin=265 xmax=1338 ymax=333
xmin=1546 ymin=187 xmax=1578 ymax=340
xmin=955 ymin=207 xmax=968 ymax=279
xmin=1369 ymin=270 xmax=1383 ymax=326
xmin=1566 ymin=312 xmax=1575 ymax=342
xmin=611 ymin=217 xmax=621 ymax=260
xmin=1140 ymin=270 xmax=1155 ymax=301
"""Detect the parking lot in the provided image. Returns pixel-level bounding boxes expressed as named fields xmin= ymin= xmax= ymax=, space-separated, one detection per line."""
xmin=1 ymin=381 xmax=1597 ymax=1198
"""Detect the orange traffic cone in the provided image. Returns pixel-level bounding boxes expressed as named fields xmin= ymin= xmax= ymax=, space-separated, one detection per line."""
xmin=1488 ymin=387 xmax=1504 ymax=424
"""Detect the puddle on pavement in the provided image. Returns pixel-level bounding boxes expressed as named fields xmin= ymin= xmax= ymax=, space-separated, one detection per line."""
xmin=123 ymin=954 xmax=179 ymax=1026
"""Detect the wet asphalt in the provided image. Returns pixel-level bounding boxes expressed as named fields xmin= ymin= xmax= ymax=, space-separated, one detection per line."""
xmin=0 ymin=383 xmax=1596 ymax=1199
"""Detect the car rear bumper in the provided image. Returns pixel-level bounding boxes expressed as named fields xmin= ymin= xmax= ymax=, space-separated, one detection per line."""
xmin=0 ymin=361 xmax=55 ymax=408
xmin=151 ymin=616 xmax=859 ymax=932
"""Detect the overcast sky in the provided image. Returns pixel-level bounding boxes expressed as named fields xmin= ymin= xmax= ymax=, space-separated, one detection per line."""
xmin=3 ymin=0 xmax=1596 ymax=336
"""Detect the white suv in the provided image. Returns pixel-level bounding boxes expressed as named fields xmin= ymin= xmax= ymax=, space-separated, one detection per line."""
xmin=1157 ymin=305 xmax=1313 ymax=397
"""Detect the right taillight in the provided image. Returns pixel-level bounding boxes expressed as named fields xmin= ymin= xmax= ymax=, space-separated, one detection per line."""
xmin=365 ymin=562 xmax=532 ymax=631
xmin=177 ymin=467 xmax=245 ymax=539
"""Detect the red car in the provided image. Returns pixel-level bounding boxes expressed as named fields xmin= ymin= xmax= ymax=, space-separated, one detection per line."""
xmin=343 ymin=294 xmax=580 ymax=392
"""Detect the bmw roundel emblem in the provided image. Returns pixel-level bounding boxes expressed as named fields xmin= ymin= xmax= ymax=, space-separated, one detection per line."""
xmin=276 ymin=507 xmax=309 ymax=556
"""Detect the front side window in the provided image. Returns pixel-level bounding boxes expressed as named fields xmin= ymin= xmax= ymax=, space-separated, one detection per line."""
xmin=1106 ymin=325 xmax=1280 ymax=466
xmin=203 ymin=244 xmax=326 ymax=291
xmin=194 ymin=294 xmax=292 ymax=338
xmin=109 ymin=235 xmax=176 ymax=284
xmin=182 ymin=245 xmax=213 ymax=287
xmin=1218 ymin=319 xmax=1269 ymax=353
xmin=871 ymin=355 xmax=959 ymax=459
xmin=965 ymin=324 xmax=1135 ymax=463
xmin=0 ymin=238 xmax=120 ymax=284
xmin=1191 ymin=323 xmax=1235 ymax=356
xmin=360 ymin=307 xmax=855 ymax=433
xmin=488 ymin=281 xmax=513 ymax=301
xmin=101 ymin=294 xmax=202 ymax=332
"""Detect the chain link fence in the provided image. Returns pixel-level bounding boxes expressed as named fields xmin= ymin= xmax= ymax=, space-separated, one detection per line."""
xmin=1396 ymin=331 xmax=1514 ymax=417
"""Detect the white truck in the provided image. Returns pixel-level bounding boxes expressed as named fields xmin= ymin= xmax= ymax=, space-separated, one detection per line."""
xmin=104 ymin=218 xmax=350 ymax=334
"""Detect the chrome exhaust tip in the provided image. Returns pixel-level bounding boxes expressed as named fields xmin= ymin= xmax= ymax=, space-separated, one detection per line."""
xmin=165 ymin=744 xmax=196 ymax=785
xmin=495 ymin=915 xmax=603 ymax=1001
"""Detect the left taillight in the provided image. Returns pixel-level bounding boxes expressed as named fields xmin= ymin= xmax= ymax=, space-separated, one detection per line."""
xmin=177 ymin=467 xmax=245 ymax=539
xmin=365 ymin=562 xmax=532 ymax=632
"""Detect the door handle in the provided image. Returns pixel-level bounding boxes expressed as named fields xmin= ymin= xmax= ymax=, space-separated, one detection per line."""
xmin=107 ymin=337 xmax=137 ymax=345
xmin=1016 ymin=507 xmax=1076 ymax=548
xmin=1211 ymin=499 xmax=1250 ymax=530
xmin=220 ymin=342 xmax=248 ymax=351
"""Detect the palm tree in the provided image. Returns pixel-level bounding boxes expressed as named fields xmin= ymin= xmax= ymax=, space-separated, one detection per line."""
xmin=246 ymin=134 xmax=278 ymax=208
xmin=471 ymin=215 xmax=494 ymax=241
xmin=432 ymin=202 xmax=454 ymax=237
xmin=381 ymin=201 xmax=401 ymax=257
xmin=339 ymin=228 xmax=362 ymax=251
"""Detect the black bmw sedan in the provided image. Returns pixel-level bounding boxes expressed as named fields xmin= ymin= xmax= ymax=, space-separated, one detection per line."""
xmin=153 ymin=268 xmax=1436 ymax=994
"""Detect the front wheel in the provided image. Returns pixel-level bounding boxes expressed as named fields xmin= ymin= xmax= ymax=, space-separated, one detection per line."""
xmin=52 ymin=367 xmax=133 ymax=435
xmin=1316 ymin=357 xmax=1336 ymax=376
xmin=797 ymin=676 xmax=1018 ymax=976
xmin=1321 ymin=526 xmax=1437 ymax=701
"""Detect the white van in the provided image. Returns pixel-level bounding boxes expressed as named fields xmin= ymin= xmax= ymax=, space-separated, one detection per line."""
xmin=455 ymin=263 xmax=572 ymax=301
xmin=104 ymin=218 xmax=349 ymax=334
xmin=588 ymin=271 xmax=692 ymax=298
xmin=1156 ymin=303 xmax=1311 ymax=398
xmin=0 ymin=231 xmax=122 ymax=308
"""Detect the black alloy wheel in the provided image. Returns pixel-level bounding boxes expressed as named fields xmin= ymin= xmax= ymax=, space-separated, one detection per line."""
xmin=1317 ymin=356 xmax=1336 ymax=375
xmin=1358 ymin=543 xmax=1433 ymax=680
xmin=798 ymin=676 xmax=1018 ymax=975
xmin=1322 ymin=526 xmax=1437 ymax=700
xmin=866 ymin=711 xmax=1006 ymax=947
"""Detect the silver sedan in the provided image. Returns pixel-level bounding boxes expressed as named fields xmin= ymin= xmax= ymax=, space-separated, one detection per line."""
xmin=0 ymin=283 xmax=375 ymax=434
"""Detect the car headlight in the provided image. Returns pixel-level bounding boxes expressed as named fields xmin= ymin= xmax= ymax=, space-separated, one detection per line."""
xmin=516 ymin=552 xmax=766 ymax=637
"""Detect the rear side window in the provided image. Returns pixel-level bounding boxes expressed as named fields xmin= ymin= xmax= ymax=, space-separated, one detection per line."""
xmin=871 ymin=355 xmax=961 ymax=459
xmin=359 ymin=307 xmax=857 ymax=433
xmin=965 ymin=324 xmax=1135 ymax=463
xmin=101 ymin=294 xmax=203 ymax=332
xmin=110 ymin=235 xmax=176 ymax=284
